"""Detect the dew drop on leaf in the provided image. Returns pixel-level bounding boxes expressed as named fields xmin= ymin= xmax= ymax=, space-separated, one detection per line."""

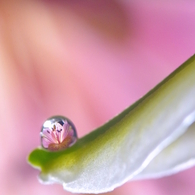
xmin=40 ymin=116 xmax=78 ymax=151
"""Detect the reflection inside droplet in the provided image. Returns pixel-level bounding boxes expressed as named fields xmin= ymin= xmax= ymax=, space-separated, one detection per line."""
xmin=40 ymin=116 xmax=78 ymax=151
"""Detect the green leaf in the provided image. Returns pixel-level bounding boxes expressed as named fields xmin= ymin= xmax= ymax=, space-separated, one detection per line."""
xmin=28 ymin=55 xmax=195 ymax=193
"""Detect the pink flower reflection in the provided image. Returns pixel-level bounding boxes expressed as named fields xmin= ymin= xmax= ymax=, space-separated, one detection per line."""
xmin=41 ymin=118 xmax=77 ymax=151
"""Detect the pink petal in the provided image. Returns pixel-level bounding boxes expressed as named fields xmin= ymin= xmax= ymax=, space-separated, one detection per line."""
xmin=42 ymin=137 xmax=53 ymax=148
xmin=50 ymin=130 xmax=58 ymax=144
xmin=59 ymin=129 xmax=64 ymax=143
xmin=55 ymin=123 xmax=64 ymax=143
xmin=42 ymin=128 xmax=56 ymax=143
xmin=62 ymin=122 xmax=69 ymax=139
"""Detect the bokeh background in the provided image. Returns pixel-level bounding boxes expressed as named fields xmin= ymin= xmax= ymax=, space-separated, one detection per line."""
xmin=0 ymin=0 xmax=195 ymax=194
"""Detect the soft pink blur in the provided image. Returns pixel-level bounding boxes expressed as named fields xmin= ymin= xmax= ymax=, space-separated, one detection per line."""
xmin=0 ymin=1 xmax=195 ymax=195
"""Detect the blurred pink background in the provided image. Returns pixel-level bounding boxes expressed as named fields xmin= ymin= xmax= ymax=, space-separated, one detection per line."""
xmin=0 ymin=1 xmax=195 ymax=194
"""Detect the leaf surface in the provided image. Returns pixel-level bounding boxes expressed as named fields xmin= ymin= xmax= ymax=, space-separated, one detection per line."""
xmin=28 ymin=55 xmax=195 ymax=193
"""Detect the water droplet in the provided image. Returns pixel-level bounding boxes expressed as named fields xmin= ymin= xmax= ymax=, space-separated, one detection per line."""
xmin=40 ymin=116 xmax=78 ymax=151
